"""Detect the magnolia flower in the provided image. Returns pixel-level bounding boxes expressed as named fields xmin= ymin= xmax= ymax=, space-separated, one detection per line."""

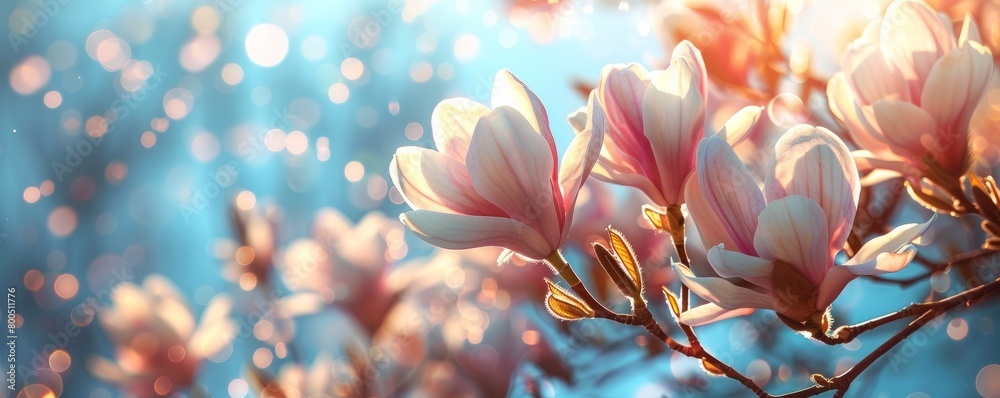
xmin=390 ymin=70 xmax=605 ymax=260
xmin=89 ymin=276 xmax=235 ymax=396
xmin=279 ymin=209 xmax=403 ymax=333
xmin=677 ymin=125 xmax=934 ymax=326
xmin=828 ymin=0 xmax=993 ymax=179
xmin=585 ymin=41 xmax=762 ymax=207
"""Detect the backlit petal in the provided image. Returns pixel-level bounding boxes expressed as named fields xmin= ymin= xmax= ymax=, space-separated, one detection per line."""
xmin=816 ymin=247 xmax=917 ymax=310
xmin=765 ymin=125 xmax=860 ymax=257
xmin=679 ymin=303 xmax=756 ymax=326
xmin=644 ymin=54 xmax=706 ymax=204
xmin=673 ymin=263 xmax=775 ymax=311
xmin=697 ymin=136 xmax=765 ymax=254
xmin=401 ymin=210 xmax=553 ymax=260
xmin=467 ymin=106 xmax=561 ymax=245
xmin=390 ymin=147 xmax=502 ymax=216
xmin=431 ymin=98 xmax=490 ymax=160
xmin=559 ymin=92 xmax=606 ymax=241
xmin=753 ymin=196 xmax=830 ymax=286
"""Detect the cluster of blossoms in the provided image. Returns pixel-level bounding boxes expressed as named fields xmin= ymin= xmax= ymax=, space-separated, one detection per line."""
xmin=391 ymin=3 xmax=985 ymax=326
xmin=81 ymin=0 xmax=998 ymax=396
xmin=389 ymin=2 xmax=998 ymax=394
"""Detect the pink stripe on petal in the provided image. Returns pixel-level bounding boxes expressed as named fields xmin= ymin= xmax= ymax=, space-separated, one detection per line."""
xmin=827 ymin=74 xmax=894 ymax=155
xmin=598 ymin=63 xmax=650 ymax=148
xmin=467 ymin=106 xmax=561 ymax=247
xmin=880 ymin=0 xmax=957 ymax=96
xmin=491 ymin=70 xmax=557 ymax=177
xmin=390 ymin=147 xmax=503 ymax=216
xmin=764 ymin=125 xmax=859 ymax=258
xmin=753 ymin=196 xmax=830 ymax=286
xmin=683 ymin=175 xmax=737 ymax=251
xmin=644 ymin=59 xmax=706 ymax=205
xmin=696 ymin=136 xmax=764 ymax=255
xmin=842 ymin=42 xmax=910 ymax=104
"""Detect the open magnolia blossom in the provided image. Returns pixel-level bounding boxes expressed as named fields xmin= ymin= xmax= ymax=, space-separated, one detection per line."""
xmin=677 ymin=125 xmax=935 ymax=327
xmin=390 ymin=69 xmax=605 ymax=261
xmin=573 ymin=40 xmax=762 ymax=207
xmin=828 ymin=0 xmax=994 ymax=181
xmin=88 ymin=276 xmax=236 ymax=396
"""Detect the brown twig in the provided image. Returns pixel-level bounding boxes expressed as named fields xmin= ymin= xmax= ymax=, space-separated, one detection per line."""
xmin=780 ymin=277 xmax=1000 ymax=397
xmin=545 ymin=251 xmax=766 ymax=394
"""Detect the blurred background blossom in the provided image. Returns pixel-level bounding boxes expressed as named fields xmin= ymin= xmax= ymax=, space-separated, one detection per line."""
xmin=2 ymin=0 xmax=1000 ymax=397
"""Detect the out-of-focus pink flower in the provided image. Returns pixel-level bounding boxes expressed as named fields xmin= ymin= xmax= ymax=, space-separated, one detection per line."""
xmin=585 ymin=41 xmax=762 ymax=206
xmin=651 ymin=0 xmax=769 ymax=90
xmin=828 ymin=0 xmax=993 ymax=179
xmin=678 ymin=126 xmax=934 ymax=326
xmin=278 ymin=209 xmax=403 ymax=333
xmin=391 ymin=70 xmax=605 ymax=260
xmin=89 ymin=276 xmax=235 ymax=396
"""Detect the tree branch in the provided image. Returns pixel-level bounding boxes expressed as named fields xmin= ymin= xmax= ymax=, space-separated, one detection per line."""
xmin=780 ymin=277 xmax=1000 ymax=397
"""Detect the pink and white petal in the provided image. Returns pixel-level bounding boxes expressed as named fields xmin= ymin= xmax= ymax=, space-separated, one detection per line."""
xmin=715 ymin=106 xmax=762 ymax=146
xmin=707 ymin=245 xmax=774 ymax=289
xmin=816 ymin=247 xmax=918 ymax=310
xmin=696 ymin=136 xmax=765 ymax=255
xmin=753 ymin=196 xmax=831 ymax=286
xmin=431 ymin=98 xmax=490 ymax=160
xmin=844 ymin=215 xmax=935 ymax=266
xmin=671 ymin=40 xmax=709 ymax=98
xmin=644 ymin=57 xmax=706 ymax=205
xmin=679 ymin=303 xmax=756 ymax=326
xmin=673 ymin=263 xmax=775 ymax=311
xmin=567 ymin=106 xmax=588 ymax=134
xmin=491 ymin=69 xmax=558 ymax=172
xmin=920 ymin=41 xmax=993 ymax=144
xmin=827 ymin=74 xmax=894 ymax=154
xmin=880 ymin=0 xmax=957 ymax=94
xmin=467 ymin=106 xmax=562 ymax=245
xmin=598 ymin=63 xmax=649 ymax=140
xmin=842 ymin=42 xmax=910 ymax=104
xmin=401 ymin=210 xmax=554 ymax=260
xmin=559 ymin=91 xmax=606 ymax=240
xmin=590 ymin=162 xmax=666 ymax=206
xmin=390 ymin=147 xmax=502 ymax=216
xmin=870 ymin=99 xmax=937 ymax=157
xmin=684 ymin=175 xmax=737 ymax=251
xmin=959 ymin=15 xmax=983 ymax=47
xmin=764 ymin=125 xmax=860 ymax=256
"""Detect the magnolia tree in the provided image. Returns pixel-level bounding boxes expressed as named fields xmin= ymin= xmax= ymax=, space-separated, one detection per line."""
xmin=389 ymin=0 xmax=999 ymax=396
